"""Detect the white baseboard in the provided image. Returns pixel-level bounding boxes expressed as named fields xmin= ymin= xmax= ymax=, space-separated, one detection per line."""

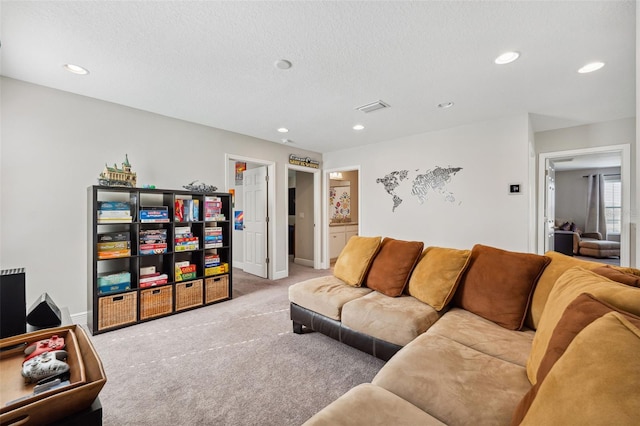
xmin=294 ymin=257 xmax=314 ymax=267
xmin=232 ymin=260 xmax=244 ymax=269
xmin=70 ymin=311 xmax=87 ymax=327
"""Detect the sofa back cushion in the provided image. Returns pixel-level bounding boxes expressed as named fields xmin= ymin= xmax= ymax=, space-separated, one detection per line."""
xmin=407 ymin=247 xmax=471 ymax=311
xmin=592 ymin=265 xmax=640 ymax=287
xmin=528 ymin=251 xmax=602 ymax=329
xmin=333 ymin=236 xmax=382 ymax=287
xmin=365 ymin=238 xmax=424 ymax=297
xmin=453 ymin=244 xmax=550 ymax=330
xmin=515 ymin=313 xmax=640 ymax=426
xmin=526 ymin=266 xmax=640 ymax=384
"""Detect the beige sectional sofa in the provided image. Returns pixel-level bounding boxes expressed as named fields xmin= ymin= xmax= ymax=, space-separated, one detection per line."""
xmin=288 ymin=236 xmax=640 ymax=425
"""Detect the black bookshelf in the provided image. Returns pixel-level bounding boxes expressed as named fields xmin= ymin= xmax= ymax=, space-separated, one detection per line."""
xmin=87 ymin=186 xmax=232 ymax=334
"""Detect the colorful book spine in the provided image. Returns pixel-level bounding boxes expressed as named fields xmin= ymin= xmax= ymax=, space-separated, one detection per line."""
xmin=97 ymin=248 xmax=131 ymax=259
xmin=98 ymin=201 xmax=130 ymax=211
xmin=98 ymin=232 xmax=130 ymax=242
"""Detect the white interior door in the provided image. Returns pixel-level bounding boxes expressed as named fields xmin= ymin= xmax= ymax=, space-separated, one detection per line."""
xmin=544 ymin=160 xmax=556 ymax=253
xmin=243 ymin=166 xmax=268 ymax=278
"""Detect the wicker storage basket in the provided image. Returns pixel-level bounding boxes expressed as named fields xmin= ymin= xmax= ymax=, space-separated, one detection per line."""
xmin=205 ymin=275 xmax=229 ymax=304
xmin=98 ymin=292 xmax=137 ymax=331
xmin=175 ymin=279 xmax=203 ymax=311
xmin=140 ymin=286 xmax=173 ymax=320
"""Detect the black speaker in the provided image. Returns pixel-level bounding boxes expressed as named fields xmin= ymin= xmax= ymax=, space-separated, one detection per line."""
xmin=27 ymin=292 xmax=61 ymax=327
xmin=0 ymin=268 xmax=27 ymax=338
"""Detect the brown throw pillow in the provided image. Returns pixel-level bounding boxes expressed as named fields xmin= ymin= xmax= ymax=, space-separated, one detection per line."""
xmin=593 ymin=265 xmax=640 ymax=287
xmin=365 ymin=238 xmax=424 ymax=297
xmin=454 ymin=244 xmax=550 ymax=330
xmin=407 ymin=247 xmax=471 ymax=310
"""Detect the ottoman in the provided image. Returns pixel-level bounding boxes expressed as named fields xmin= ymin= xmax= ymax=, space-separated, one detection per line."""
xmin=578 ymin=239 xmax=620 ymax=258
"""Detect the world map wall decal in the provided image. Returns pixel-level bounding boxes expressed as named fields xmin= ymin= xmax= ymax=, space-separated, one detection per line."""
xmin=376 ymin=166 xmax=463 ymax=212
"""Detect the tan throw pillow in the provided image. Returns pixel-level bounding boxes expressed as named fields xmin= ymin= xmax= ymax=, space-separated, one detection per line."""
xmin=518 ymin=313 xmax=640 ymax=426
xmin=407 ymin=247 xmax=471 ymax=310
xmin=527 ymin=251 xmax=603 ymax=329
xmin=511 ymin=294 xmax=640 ymax=425
xmin=593 ymin=265 xmax=640 ymax=287
xmin=365 ymin=238 xmax=424 ymax=297
xmin=333 ymin=236 xmax=382 ymax=287
xmin=526 ymin=266 xmax=640 ymax=384
xmin=453 ymin=244 xmax=550 ymax=330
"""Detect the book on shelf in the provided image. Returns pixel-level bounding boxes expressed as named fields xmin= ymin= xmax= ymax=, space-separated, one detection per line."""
xmin=97 ymin=201 xmax=131 ymax=211
xmin=175 ymin=243 xmax=199 ymax=252
xmin=139 ymin=276 xmax=169 ymax=288
xmin=139 ymin=206 xmax=169 ymax=222
xmin=97 ymin=216 xmax=133 ymax=224
xmin=139 ymin=243 xmax=168 ymax=255
xmin=140 ymin=229 xmax=167 ymax=244
xmin=204 ymin=196 xmax=225 ymax=221
xmin=98 ymin=232 xmax=130 ymax=242
xmin=175 ymin=226 xmax=191 ymax=235
xmin=97 ymin=241 xmax=130 ymax=251
xmin=205 ymin=254 xmax=220 ymax=267
xmin=140 ymin=272 xmax=169 ymax=285
xmin=97 ymin=248 xmax=131 ymax=259
xmin=140 ymin=266 xmax=156 ymax=276
xmin=175 ymin=262 xmax=197 ymax=282
xmin=205 ymin=263 xmax=229 ymax=276
xmin=176 ymin=199 xmax=201 ymax=222
xmin=97 ymin=210 xmax=132 ymax=218
xmin=98 ymin=271 xmax=131 ymax=287
xmin=98 ymin=282 xmax=131 ymax=295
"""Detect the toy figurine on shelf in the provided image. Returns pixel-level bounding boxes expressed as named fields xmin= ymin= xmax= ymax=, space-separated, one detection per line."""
xmin=183 ymin=180 xmax=217 ymax=192
xmin=98 ymin=154 xmax=137 ymax=187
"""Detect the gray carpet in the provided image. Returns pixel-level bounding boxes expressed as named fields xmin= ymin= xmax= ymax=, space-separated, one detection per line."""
xmin=88 ymin=264 xmax=385 ymax=425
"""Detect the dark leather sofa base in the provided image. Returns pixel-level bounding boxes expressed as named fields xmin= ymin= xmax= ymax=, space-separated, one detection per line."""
xmin=290 ymin=302 xmax=402 ymax=361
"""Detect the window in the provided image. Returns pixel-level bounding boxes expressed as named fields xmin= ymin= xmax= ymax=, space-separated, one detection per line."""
xmin=604 ymin=176 xmax=621 ymax=234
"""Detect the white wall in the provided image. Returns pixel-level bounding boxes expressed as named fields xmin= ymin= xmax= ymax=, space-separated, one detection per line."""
xmin=0 ymin=77 xmax=321 ymax=317
xmin=535 ymin=117 xmax=636 ymax=265
xmin=323 ymin=114 xmax=533 ymax=252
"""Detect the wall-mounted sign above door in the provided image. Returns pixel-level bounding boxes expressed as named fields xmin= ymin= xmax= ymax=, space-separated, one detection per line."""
xmin=289 ymin=154 xmax=320 ymax=169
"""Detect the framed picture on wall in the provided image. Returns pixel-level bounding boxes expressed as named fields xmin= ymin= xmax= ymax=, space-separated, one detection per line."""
xmin=235 ymin=162 xmax=246 ymax=185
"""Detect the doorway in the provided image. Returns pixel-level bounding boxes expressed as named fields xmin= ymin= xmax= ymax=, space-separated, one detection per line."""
xmin=537 ymin=145 xmax=630 ymax=266
xmin=226 ymin=154 xmax=276 ymax=279
xmin=324 ymin=167 xmax=360 ymax=268
xmin=286 ymin=164 xmax=321 ymax=276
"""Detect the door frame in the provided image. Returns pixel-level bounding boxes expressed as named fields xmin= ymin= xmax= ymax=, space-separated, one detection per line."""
xmin=537 ymin=144 xmax=631 ymax=266
xmin=285 ymin=164 xmax=321 ymax=274
xmin=323 ymin=165 xmax=361 ymax=269
xmin=225 ymin=154 xmax=276 ymax=279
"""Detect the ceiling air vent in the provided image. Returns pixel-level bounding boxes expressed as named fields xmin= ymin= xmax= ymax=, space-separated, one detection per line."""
xmin=355 ymin=100 xmax=390 ymax=113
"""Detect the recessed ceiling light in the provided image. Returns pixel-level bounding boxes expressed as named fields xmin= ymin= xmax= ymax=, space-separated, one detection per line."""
xmin=437 ymin=102 xmax=454 ymax=109
xmin=494 ymin=51 xmax=520 ymax=65
xmin=277 ymin=127 xmax=289 ymax=133
xmin=63 ymin=63 xmax=89 ymax=75
xmin=281 ymin=138 xmax=292 ymax=144
xmin=578 ymin=62 xmax=605 ymax=74
xmin=353 ymin=124 xmax=365 ymax=130
xmin=275 ymin=59 xmax=292 ymax=70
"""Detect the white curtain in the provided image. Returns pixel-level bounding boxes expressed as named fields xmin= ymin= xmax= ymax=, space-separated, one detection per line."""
xmin=585 ymin=174 xmax=606 ymax=235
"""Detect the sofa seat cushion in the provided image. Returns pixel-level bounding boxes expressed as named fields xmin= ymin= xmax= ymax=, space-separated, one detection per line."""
xmin=427 ymin=307 xmax=534 ymax=367
xmin=302 ymin=383 xmax=446 ymax=426
xmin=288 ymin=275 xmax=372 ymax=321
xmin=341 ymin=292 xmax=442 ymax=346
xmin=373 ymin=333 xmax=531 ymax=426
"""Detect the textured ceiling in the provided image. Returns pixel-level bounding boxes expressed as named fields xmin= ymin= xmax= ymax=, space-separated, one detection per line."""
xmin=0 ymin=1 xmax=636 ymax=153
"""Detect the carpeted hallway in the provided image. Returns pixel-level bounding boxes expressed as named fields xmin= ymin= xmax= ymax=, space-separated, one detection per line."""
xmin=88 ymin=263 xmax=385 ymax=425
